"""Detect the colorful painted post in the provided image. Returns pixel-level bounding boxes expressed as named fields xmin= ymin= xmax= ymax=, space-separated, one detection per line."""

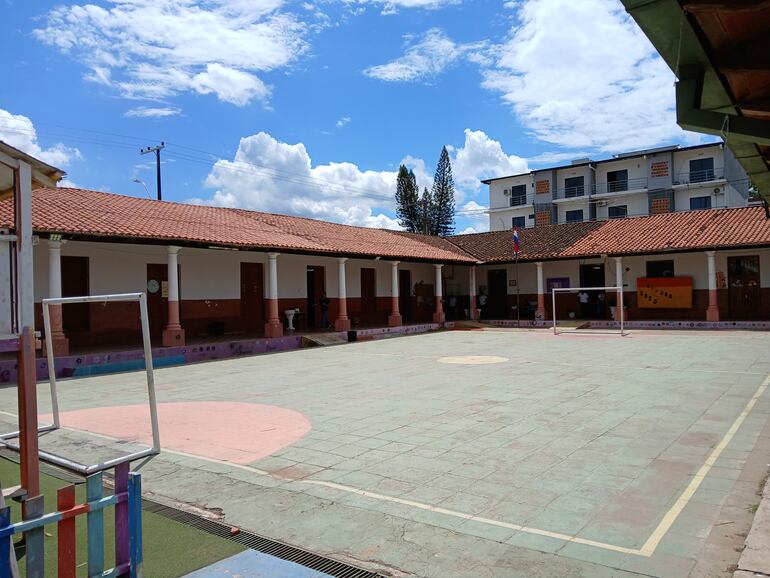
xmin=86 ymin=473 xmax=105 ymax=576
xmin=0 ymin=506 xmax=11 ymax=575
xmin=114 ymin=462 xmax=130 ymax=573
xmin=24 ymin=495 xmax=44 ymax=578
xmin=128 ymin=472 xmax=144 ymax=578
xmin=57 ymin=485 xmax=77 ymax=578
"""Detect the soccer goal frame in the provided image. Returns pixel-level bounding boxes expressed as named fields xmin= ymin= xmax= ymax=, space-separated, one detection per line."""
xmin=551 ymin=286 xmax=626 ymax=336
xmin=0 ymin=292 xmax=161 ymax=474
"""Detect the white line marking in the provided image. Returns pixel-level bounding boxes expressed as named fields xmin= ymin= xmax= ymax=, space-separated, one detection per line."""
xmin=301 ymin=479 xmax=642 ymax=555
xmin=639 ymin=374 xmax=770 ymax=555
xmin=1 ymin=372 xmax=766 ymax=558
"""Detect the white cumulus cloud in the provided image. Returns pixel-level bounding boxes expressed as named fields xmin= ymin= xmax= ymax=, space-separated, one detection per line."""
xmin=124 ymin=106 xmax=182 ymax=118
xmin=193 ymin=129 xmax=523 ymax=231
xmin=0 ymin=109 xmax=80 ymax=167
xmin=196 ymin=132 xmax=401 ymax=229
xmin=482 ymin=0 xmax=702 ymax=152
xmin=33 ymin=0 xmax=306 ymax=106
xmin=364 ymin=28 xmax=488 ymax=82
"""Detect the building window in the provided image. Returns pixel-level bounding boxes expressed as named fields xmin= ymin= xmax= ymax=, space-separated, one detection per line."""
xmin=689 ymin=196 xmax=712 ymax=210
xmin=512 ymin=216 xmax=525 ymax=229
xmin=509 ymin=184 xmax=527 ymax=207
xmin=565 ymin=209 xmax=584 ymax=223
xmin=607 ymin=169 xmax=628 ymax=192
xmin=608 ymin=205 xmax=628 ymax=219
xmin=564 ymin=176 xmax=585 ymax=198
xmin=646 ymin=260 xmax=675 ymax=278
xmin=689 ymin=157 xmax=715 ymax=183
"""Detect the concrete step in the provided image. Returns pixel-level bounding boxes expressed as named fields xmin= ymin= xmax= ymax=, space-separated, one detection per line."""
xmin=301 ymin=333 xmax=348 ymax=347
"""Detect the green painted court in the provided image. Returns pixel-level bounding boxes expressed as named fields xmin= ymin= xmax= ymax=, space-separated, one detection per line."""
xmin=1 ymin=328 xmax=769 ymax=577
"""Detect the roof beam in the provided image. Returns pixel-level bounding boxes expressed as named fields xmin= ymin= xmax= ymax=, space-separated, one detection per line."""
xmin=676 ymin=71 xmax=770 ymax=146
xmin=682 ymin=0 xmax=770 ymax=12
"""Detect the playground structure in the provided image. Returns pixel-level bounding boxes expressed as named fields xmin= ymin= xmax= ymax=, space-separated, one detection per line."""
xmin=0 ymin=143 xmax=149 ymax=576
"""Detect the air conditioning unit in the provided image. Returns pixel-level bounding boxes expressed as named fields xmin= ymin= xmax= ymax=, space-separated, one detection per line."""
xmin=503 ymin=189 xmax=511 ymax=196
xmin=597 ymin=200 xmax=609 ymax=207
xmin=714 ymin=187 xmax=723 ymax=195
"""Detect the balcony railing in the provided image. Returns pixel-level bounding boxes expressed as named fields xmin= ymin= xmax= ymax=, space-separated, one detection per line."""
xmin=553 ymin=185 xmax=586 ymax=200
xmin=673 ymin=167 xmax=725 ymax=185
xmin=593 ymin=177 xmax=648 ymax=195
xmin=509 ymin=194 xmax=528 ymax=207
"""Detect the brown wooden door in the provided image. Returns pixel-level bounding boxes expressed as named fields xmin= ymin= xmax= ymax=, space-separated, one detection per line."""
xmin=61 ymin=256 xmax=90 ymax=332
xmin=240 ymin=263 xmax=264 ymax=332
xmin=487 ymin=269 xmax=508 ymax=319
xmin=146 ymin=263 xmax=168 ymax=339
xmin=728 ymin=256 xmax=760 ymax=319
xmin=306 ymin=266 xmax=325 ymax=329
xmin=399 ymin=270 xmax=412 ymax=322
xmin=361 ymin=268 xmax=376 ymax=313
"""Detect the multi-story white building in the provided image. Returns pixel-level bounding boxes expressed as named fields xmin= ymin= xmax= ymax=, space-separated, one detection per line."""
xmin=484 ymin=143 xmax=751 ymax=231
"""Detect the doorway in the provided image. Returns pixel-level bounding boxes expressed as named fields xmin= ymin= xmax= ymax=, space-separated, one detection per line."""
xmin=579 ymin=263 xmax=606 ymax=319
xmin=306 ymin=266 xmax=325 ymax=329
xmin=728 ymin=256 xmax=760 ymax=319
xmin=487 ymin=269 xmax=508 ymax=318
xmin=61 ymin=256 xmax=90 ymax=332
xmin=240 ymin=262 xmax=264 ymax=332
xmin=399 ymin=270 xmax=412 ymax=323
xmin=361 ymin=268 xmax=377 ymax=315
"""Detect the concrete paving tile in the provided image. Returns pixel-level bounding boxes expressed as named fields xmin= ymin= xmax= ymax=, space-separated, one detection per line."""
xmin=505 ymin=530 xmax=564 ymax=554
xmin=455 ymin=518 xmax=518 ymax=543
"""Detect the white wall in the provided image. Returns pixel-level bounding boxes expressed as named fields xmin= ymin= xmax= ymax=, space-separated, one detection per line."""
xmin=595 ymin=193 xmax=648 ymax=221
xmin=672 ymin=145 xmax=723 ymax=179
xmin=488 ymin=174 xmax=532 ymax=214
xmin=595 ymin=157 xmax=647 ymax=189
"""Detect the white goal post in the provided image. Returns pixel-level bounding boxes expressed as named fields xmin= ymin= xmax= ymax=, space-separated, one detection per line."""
xmin=551 ymin=286 xmax=626 ymax=336
xmin=0 ymin=292 xmax=161 ymax=474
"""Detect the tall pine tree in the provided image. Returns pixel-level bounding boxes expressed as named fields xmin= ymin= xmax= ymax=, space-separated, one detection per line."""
xmin=431 ymin=146 xmax=456 ymax=236
xmin=395 ymin=165 xmax=421 ymax=233
xmin=419 ymin=187 xmax=435 ymax=235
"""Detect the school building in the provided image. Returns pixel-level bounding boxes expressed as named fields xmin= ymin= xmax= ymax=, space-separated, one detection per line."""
xmin=1 ymin=181 xmax=769 ymax=364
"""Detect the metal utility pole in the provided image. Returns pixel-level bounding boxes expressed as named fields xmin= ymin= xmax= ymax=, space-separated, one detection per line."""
xmin=139 ymin=142 xmax=165 ymax=200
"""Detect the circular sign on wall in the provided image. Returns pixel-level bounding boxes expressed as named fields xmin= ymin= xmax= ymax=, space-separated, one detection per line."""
xmin=147 ymin=279 xmax=160 ymax=294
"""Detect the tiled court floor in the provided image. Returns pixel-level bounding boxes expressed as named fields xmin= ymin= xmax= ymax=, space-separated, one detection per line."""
xmin=2 ymin=328 xmax=770 ymax=577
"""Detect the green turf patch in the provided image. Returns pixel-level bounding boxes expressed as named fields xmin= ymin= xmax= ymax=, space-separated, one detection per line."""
xmin=0 ymin=456 xmax=244 ymax=577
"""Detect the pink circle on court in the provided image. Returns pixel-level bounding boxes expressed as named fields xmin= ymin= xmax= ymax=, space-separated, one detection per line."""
xmin=52 ymin=401 xmax=311 ymax=465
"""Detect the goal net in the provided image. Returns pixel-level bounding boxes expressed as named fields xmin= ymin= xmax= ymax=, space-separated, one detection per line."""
xmin=551 ymin=286 xmax=626 ymax=336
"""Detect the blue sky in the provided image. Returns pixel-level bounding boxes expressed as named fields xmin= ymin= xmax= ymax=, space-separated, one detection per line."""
xmin=0 ymin=0 xmax=707 ymax=233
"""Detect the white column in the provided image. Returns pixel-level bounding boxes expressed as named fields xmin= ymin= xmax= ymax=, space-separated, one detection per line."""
xmin=469 ymin=266 xmax=478 ymax=320
xmin=433 ymin=264 xmax=445 ymax=323
xmin=264 ymin=252 xmax=282 ymax=337
xmin=16 ymin=160 xmax=34 ymax=330
xmin=536 ymin=261 xmax=545 ymax=320
xmin=166 ymin=246 xmax=180 ymax=310
xmin=706 ymin=250 xmax=720 ymax=321
xmin=335 ymin=257 xmax=351 ymax=331
xmin=48 ymin=240 xmax=63 ymax=300
xmin=162 ymin=245 xmax=185 ymax=345
xmin=614 ymin=256 xmax=624 ymax=322
xmin=388 ymin=261 xmax=402 ymax=326
xmin=268 ymin=253 xmax=279 ymax=302
xmin=46 ymin=239 xmax=68 ymax=353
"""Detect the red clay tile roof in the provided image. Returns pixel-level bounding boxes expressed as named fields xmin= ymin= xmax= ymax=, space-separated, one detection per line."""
xmin=447 ymin=206 xmax=770 ymax=262
xmin=2 ymin=188 xmax=768 ymax=264
xmin=448 ymin=221 xmax=603 ymax=262
xmin=0 ymin=187 xmax=476 ymax=263
xmin=561 ymin=206 xmax=770 ymax=257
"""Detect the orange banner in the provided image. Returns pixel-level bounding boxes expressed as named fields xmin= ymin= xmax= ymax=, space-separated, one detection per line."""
xmin=637 ymin=277 xmax=693 ymax=309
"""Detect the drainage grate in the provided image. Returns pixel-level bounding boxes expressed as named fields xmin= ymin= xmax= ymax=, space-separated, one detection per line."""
xmin=142 ymin=498 xmax=387 ymax=578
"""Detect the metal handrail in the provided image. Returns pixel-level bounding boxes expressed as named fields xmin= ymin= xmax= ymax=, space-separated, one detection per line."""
xmin=593 ymin=177 xmax=648 ymax=194
xmin=673 ymin=167 xmax=725 ymax=185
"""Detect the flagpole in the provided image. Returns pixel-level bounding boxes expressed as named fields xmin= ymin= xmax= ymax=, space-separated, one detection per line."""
xmin=516 ymin=254 xmax=520 ymax=328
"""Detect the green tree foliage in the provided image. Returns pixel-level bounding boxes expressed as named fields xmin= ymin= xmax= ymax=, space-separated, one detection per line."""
xmin=395 ymin=165 xmax=421 ymax=233
xmin=431 ymin=146 xmax=456 ymax=236
xmin=419 ymin=187 xmax=435 ymax=235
